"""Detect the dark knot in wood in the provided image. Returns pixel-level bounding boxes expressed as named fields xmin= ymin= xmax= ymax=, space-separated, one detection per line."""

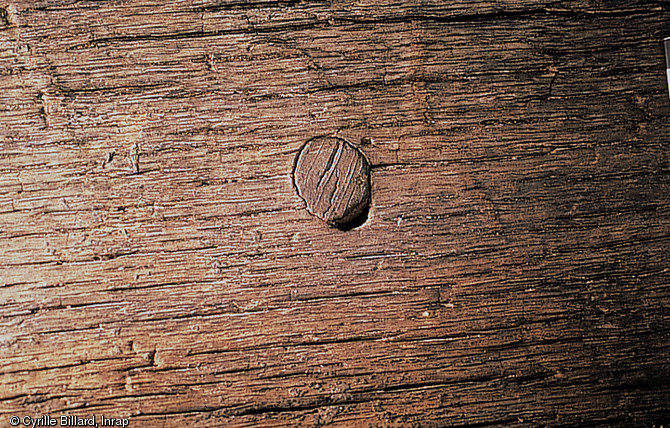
xmin=293 ymin=136 xmax=371 ymax=229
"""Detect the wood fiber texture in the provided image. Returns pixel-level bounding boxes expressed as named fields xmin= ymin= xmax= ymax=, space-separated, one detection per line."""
xmin=1 ymin=0 xmax=669 ymax=426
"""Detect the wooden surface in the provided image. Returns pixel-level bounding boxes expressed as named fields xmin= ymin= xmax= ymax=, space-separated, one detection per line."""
xmin=1 ymin=1 xmax=670 ymax=426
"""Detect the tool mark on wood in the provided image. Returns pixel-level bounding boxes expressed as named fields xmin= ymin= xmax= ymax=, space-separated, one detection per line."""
xmin=102 ymin=150 xmax=116 ymax=169
xmin=293 ymin=136 xmax=370 ymax=230
xmin=0 ymin=4 xmax=17 ymax=28
xmin=129 ymin=143 xmax=141 ymax=174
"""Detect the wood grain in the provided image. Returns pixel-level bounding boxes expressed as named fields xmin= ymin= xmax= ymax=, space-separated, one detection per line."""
xmin=1 ymin=0 xmax=669 ymax=426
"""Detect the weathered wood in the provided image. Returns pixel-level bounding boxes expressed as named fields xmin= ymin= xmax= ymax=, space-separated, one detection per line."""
xmin=1 ymin=0 xmax=669 ymax=426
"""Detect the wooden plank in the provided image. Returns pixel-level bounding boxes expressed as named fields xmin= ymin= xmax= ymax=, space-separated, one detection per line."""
xmin=1 ymin=0 xmax=669 ymax=426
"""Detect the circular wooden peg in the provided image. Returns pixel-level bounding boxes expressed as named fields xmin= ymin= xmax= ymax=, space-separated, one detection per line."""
xmin=293 ymin=136 xmax=371 ymax=229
